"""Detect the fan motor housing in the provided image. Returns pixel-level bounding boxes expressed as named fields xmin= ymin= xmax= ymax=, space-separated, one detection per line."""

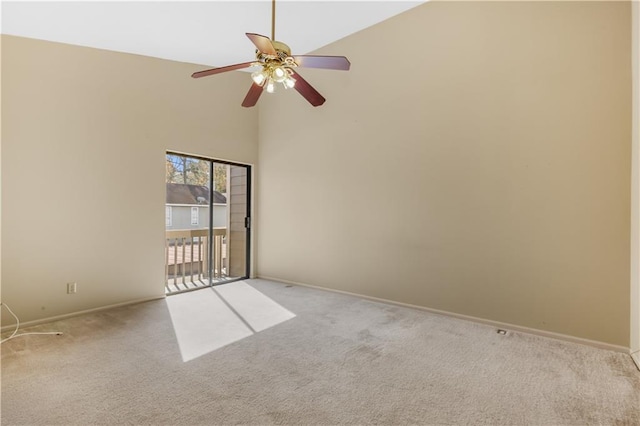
xmin=271 ymin=40 xmax=291 ymax=59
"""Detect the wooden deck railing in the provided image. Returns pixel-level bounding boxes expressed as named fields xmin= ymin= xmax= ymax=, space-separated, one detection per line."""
xmin=165 ymin=228 xmax=226 ymax=293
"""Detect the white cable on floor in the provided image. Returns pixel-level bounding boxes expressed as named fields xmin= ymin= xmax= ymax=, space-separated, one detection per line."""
xmin=0 ymin=303 xmax=62 ymax=344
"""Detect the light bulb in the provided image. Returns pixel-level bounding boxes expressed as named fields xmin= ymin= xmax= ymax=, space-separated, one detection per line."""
xmin=251 ymin=71 xmax=266 ymax=86
xmin=266 ymin=79 xmax=275 ymax=93
xmin=272 ymin=66 xmax=287 ymax=83
xmin=284 ymin=77 xmax=296 ymax=89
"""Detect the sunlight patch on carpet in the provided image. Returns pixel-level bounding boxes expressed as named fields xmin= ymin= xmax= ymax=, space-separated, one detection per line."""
xmin=215 ymin=281 xmax=296 ymax=332
xmin=165 ymin=281 xmax=295 ymax=362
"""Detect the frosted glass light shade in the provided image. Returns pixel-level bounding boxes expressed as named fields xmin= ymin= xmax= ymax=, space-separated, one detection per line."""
xmin=266 ymin=79 xmax=275 ymax=93
xmin=251 ymin=71 xmax=266 ymax=86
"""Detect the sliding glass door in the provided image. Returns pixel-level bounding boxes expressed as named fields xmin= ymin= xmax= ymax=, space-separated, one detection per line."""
xmin=165 ymin=153 xmax=250 ymax=294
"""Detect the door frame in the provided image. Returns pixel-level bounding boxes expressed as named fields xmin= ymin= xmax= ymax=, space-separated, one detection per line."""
xmin=166 ymin=151 xmax=252 ymax=290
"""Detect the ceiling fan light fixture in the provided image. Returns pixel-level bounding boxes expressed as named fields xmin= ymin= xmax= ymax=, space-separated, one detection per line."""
xmin=284 ymin=76 xmax=296 ymax=89
xmin=251 ymin=70 xmax=267 ymax=86
xmin=272 ymin=66 xmax=287 ymax=83
xmin=266 ymin=78 xmax=275 ymax=93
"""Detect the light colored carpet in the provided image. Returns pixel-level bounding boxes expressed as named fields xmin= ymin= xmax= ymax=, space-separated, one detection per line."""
xmin=1 ymin=279 xmax=639 ymax=425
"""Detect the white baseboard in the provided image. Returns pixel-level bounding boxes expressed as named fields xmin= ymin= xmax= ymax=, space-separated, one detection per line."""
xmin=1 ymin=295 xmax=166 ymax=333
xmin=632 ymin=351 xmax=640 ymax=371
xmin=256 ymin=275 xmax=630 ymax=355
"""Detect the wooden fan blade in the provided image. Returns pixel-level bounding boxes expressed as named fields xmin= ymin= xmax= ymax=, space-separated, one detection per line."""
xmin=241 ymin=83 xmax=264 ymax=108
xmin=293 ymin=55 xmax=351 ymax=71
xmin=192 ymin=62 xmax=255 ymax=78
xmin=290 ymin=71 xmax=325 ymax=107
xmin=246 ymin=33 xmax=277 ymax=56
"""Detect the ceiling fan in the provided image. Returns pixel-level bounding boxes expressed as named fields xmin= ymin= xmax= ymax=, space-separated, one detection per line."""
xmin=191 ymin=0 xmax=350 ymax=108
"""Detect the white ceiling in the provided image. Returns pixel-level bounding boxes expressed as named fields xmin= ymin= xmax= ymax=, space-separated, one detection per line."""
xmin=1 ymin=1 xmax=425 ymax=68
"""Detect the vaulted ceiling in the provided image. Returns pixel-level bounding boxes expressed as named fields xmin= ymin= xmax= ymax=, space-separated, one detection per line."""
xmin=2 ymin=1 xmax=425 ymax=67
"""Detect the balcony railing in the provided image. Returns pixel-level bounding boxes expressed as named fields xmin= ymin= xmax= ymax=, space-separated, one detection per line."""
xmin=165 ymin=228 xmax=226 ymax=294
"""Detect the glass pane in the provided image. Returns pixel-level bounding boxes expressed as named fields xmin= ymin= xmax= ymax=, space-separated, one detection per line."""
xmin=225 ymin=164 xmax=248 ymax=278
xmin=165 ymin=154 xmax=211 ymax=293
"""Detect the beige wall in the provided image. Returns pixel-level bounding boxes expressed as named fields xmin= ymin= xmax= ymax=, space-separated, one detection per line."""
xmin=1 ymin=35 xmax=257 ymax=324
xmin=257 ymin=1 xmax=632 ymax=346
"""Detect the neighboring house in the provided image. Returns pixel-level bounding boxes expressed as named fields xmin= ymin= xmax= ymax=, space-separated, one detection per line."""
xmin=165 ymin=183 xmax=227 ymax=230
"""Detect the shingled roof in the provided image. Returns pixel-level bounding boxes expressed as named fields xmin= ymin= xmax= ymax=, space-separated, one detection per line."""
xmin=166 ymin=183 xmax=227 ymax=205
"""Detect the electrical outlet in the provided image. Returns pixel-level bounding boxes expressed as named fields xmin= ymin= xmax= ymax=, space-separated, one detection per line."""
xmin=67 ymin=282 xmax=77 ymax=294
